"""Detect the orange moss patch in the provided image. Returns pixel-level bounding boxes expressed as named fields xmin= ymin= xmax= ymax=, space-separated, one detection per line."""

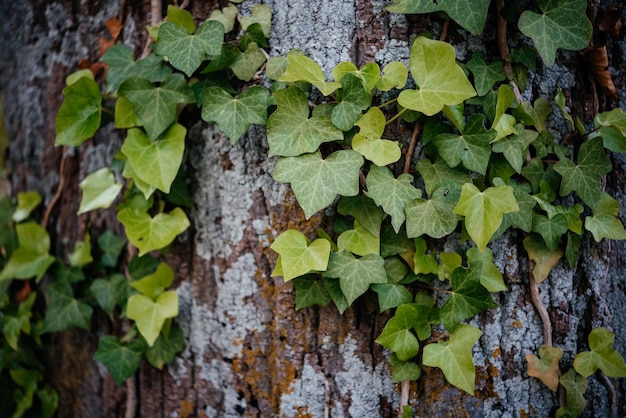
xmin=269 ymin=190 xmax=323 ymax=243
xmin=519 ymin=409 xmax=530 ymax=418
xmin=511 ymin=319 xmax=523 ymax=329
xmin=178 ymin=399 xmax=206 ymax=418
xmin=294 ymin=406 xmax=313 ymax=418
xmin=492 ymin=347 xmax=502 ymax=359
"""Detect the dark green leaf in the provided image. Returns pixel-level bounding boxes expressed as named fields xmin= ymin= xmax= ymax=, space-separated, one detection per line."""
xmin=93 ymin=336 xmax=144 ymax=386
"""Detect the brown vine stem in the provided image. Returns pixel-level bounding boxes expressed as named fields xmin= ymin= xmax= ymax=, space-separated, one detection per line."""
xmin=399 ymin=380 xmax=410 ymax=416
xmin=495 ymin=0 xmax=523 ymax=104
xmin=403 ymin=122 xmax=421 ymax=174
xmin=528 ymin=267 xmax=552 ymax=347
xmin=140 ymin=0 xmax=162 ymax=58
xmin=439 ymin=18 xmax=450 ymax=42
xmin=597 ymin=371 xmax=617 ymax=417
xmin=324 ymin=376 xmax=330 ymax=418
xmin=42 ymin=146 xmax=68 ymax=228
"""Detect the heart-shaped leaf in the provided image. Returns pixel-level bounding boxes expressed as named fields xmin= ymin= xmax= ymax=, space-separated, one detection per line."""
xmin=93 ymin=336 xmax=144 ymax=386
xmin=117 ymin=207 xmax=190 ymax=256
xmin=0 ymin=222 xmax=55 ymax=281
xmin=127 ymin=290 xmax=179 ymax=346
xmin=78 ymin=167 xmax=123 ymax=214
xmin=573 ymin=327 xmax=626 ymax=378
xmin=55 ymin=77 xmax=102 ymax=146
xmin=526 ymin=345 xmax=563 ymax=392
xmin=323 ymin=250 xmax=386 ymax=306
xmin=270 ymin=229 xmax=330 ymax=281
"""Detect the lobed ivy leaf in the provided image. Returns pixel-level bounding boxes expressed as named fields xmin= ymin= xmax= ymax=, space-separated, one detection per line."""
xmin=405 ymin=183 xmax=460 ymax=239
xmin=332 ymin=74 xmax=371 ymax=131
xmin=453 ymin=183 xmax=519 ymax=251
xmin=240 ymin=4 xmax=272 ymax=38
xmin=273 ymin=150 xmax=363 ymax=219
xmin=526 ymin=345 xmax=563 ymax=392
xmin=514 ymin=98 xmax=551 ymax=133
xmin=433 ymin=114 xmax=494 ymax=175
xmin=337 ymin=221 xmax=380 ymax=256
xmin=155 ymin=21 xmax=224 ymax=77
xmin=202 ymin=86 xmax=270 ymax=144
xmin=42 ymin=283 xmax=93 ymax=333
xmin=365 ymin=165 xmax=422 ymax=233
xmin=166 ymin=5 xmax=196 ymax=33
xmin=371 ymin=282 xmax=413 ymax=312
xmin=118 ymin=74 xmax=195 ymax=140
xmin=338 ymin=195 xmax=386 ymax=237
xmin=412 ymin=237 xmax=438 ymax=275
xmin=90 ymin=274 xmax=129 ymax=319
xmin=398 ymin=37 xmax=476 ymax=116
xmin=422 ymin=324 xmax=482 ymax=395
xmin=270 ymin=230 xmax=330 ymax=281
xmin=93 ymin=336 xmax=144 ymax=386
xmin=294 ymin=276 xmax=331 ymax=310
xmin=558 ymin=368 xmax=588 ymax=416
xmin=491 ymin=85 xmax=518 ymax=141
xmin=13 ymin=191 xmax=42 ymax=222
xmin=78 ymin=167 xmax=123 ymax=214
xmin=593 ymin=108 xmax=626 ymax=153
xmin=117 ymin=207 xmax=190 ymax=257
xmin=324 ymin=278 xmax=350 ymax=314
xmin=376 ymin=304 xmax=422 ymax=360
xmin=389 ymin=353 xmax=421 ymax=383
xmin=585 ymin=192 xmax=626 ymax=242
xmin=332 ymin=62 xmax=381 ymax=93
xmin=208 ymin=4 xmax=238 ymax=33
xmin=101 ymin=45 xmax=171 ymax=92
xmin=130 ymin=262 xmax=174 ymax=300
xmin=2 ymin=292 xmax=35 ymax=350
xmin=438 ymin=252 xmax=463 ymax=281
xmin=492 ymin=128 xmax=538 ymax=173
xmin=127 ymin=290 xmax=178 ymax=346
xmin=376 ymin=61 xmax=409 ymax=91
xmin=352 ymin=107 xmax=401 ymax=166
xmin=531 ymin=213 xmax=568 ymax=250
xmin=267 ymin=87 xmax=343 ymax=157
xmin=279 ymin=52 xmax=341 ymax=96
xmin=466 ymin=52 xmax=505 ymax=96
xmin=323 ymin=250 xmax=386 ymax=306
xmin=98 ymin=230 xmax=127 ymax=267
xmin=416 ymin=157 xmax=471 ymax=197
xmin=387 ymin=0 xmax=490 ymax=35
xmin=440 ymin=266 xmax=498 ymax=331
xmin=55 ymin=77 xmax=102 ymax=147
xmin=0 ymin=222 xmax=55 ymax=281
xmin=554 ymin=138 xmax=611 ymax=206
xmin=115 ymin=97 xmax=142 ymax=129
xmin=145 ymin=324 xmax=185 ymax=369
xmin=467 ymin=247 xmax=507 ymax=292
xmin=518 ymin=0 xmax=592 ymax=66
xmin=523 ymin=234 xmax=563 ymax=283
xmin=121 ymin=124 xmax=186 ymax=194
xmin=69 ymin=233 xmax=93 ymax=267
xmin=229 ymin=42 xmax=267 ymax=81
xmin=573 ymin=327 xmax=626 ymax=378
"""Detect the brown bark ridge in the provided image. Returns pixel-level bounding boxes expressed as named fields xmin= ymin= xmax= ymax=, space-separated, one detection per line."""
xmin=1 ymin=0 xmax=625 ymax=417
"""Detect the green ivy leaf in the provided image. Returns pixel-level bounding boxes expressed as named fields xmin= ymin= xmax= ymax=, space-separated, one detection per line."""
xmin=513 ymin=98 xmax=551 ymax=133
xmin=267 ymin=87 xmax=343 ymax=157
xmin=438 ymin=252 xmax=463 ymax=281
xmin=55 ymin=77 xmax=102 ymax=146
xmin=117 ymin=207 xmax=190 ymax=257
xmin=398 ymin=37 xmax=476 ymax=116
xmin=352 ymin=107 xmax=401 ymax=166
xmin=440 ymin=266 xmax=498 ymax=331
xmin=166 ymin=5 xmax=196 ymax=33
xmin=323 ymin=250 xmax=386 ymax=305
xmin=42 ymin=283 xmax=93 ymax=333
xmin=365 ymin=165 xmax=422 ymax=233
xmin=466 ymin=52 xmax=505 ymax=96
xmin=337 ymin=221 xmax=380 ymax=256
xmin=467 ymin=247 xmax=506 ymax=292
xmin=121 ymin=124 xmax=186 ymax=194
xmin=593 ymin=108 xmax=626 ymax=153
xmin=127 ymin=290 xmax=178 ymax=346
xmin=433 ymin=114 xmax=495 ymax=175
xmin=405 ymin=183 xmax=460 ymax=239
xmin=422 ymin=324 xmax=482 ymax=395
xmin=492 ymin=128 xmax=538 ymax=173
xmin=531 ymin=213 xmax=568 ymax=250
xmin=523 ymin=234 xmax=563 ymax=283
xmin=78 ymin=167 xmax=123 ymax=214
xmin=118 ymin=74 xmax=195 ymax=140
xmin=554 ymin=138 xmax=611 ymax=206
xmin=208 ymin=4 xmax=238 ymax=33
xmin=371 ymin=282 xmax=413 ymax=312
xmin=518 ymin=0 xmax=592 ymax=66
xmin=324 ymin=278 xmax=350 ymax=314
xmin=279 ymin=52 xmax=341 ymax=96
xmin=453 ymin=183 xmax=519 ymax=251
xmin=130 ymin=262 xmax=174 ymax=300
xmin=229 ymin=42 xmax=267 ymax=81
xmin=389 ymin=353 xmax=421 ymax=383
xmin=270 ymin=230 xmax=330 ymax=281
xmin=0 ymin=222 xmax=55 ymax=281
xmin=332 ymin=74 xmax=371 ymax=131
xmin=387 ymin=0 xmax=490 ymax=35
xmin=573 ymin=327 xmax=626 ymax=378
xmin=101 ymin=45 xmax=171 ymax=92
xmin=491 ymin=85 xmax=518 ymax=141
xmin=90 ymin=274 xmax=129 ymax=319
xmin=337 ymin=195 xmax=386 ymax=237
xmin=273 ymin=150 xmax=363 ymax=219
xmin=381 ymin=226 xmax=414 ymax=258
xmin=145 ymin=324 xmax=184 ymax=369
xmin=585 ymin=192 xmax=626 ymax=242
xmin=155 ymin=21 xmax=224 ymax=77
xmin=202 ymin=86 xmax=269 ymax=144
xmin=376 ymin=61 xmax=408 ymax=91
xmin=526 ymin=344 xmax=563 ymax=392
xmin=559 ymin=368 xmax=588 ymax=416
xmin=416 ymin=157 xmax=471 ymax=197
xmin=97 ymin=231 xmax=127 ymax=267
xmin=93 ymin=336 xmax=144 ymax=386
xmin=69 ymin=232 xmax=93 ymax=267
xmin=115 ymin=97 xmax=142 ymax=129
xmin=294 ymin=276 xmax=331 ymax=310
xmin=412 ymin=236 xmax=438 ymax=276
xmin=13 ymin=191 xmax=42 ymax=222
xmin=376 ymin=304 xmax=421 ymax=360
xmin=240 ymin=4 xmax=272 ymax=38
xmin=2 ymin=292 xmax=35 ymax=350
xmin=333 ymin=62 xmax=381 ymax=92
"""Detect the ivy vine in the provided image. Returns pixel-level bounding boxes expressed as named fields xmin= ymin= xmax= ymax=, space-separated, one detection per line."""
xmin=1 ymin=0 xmax=626 ymax=417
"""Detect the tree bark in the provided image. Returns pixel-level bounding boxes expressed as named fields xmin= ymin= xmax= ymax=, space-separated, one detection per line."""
xmin=1 ymin=1 xmax=625 ymax=417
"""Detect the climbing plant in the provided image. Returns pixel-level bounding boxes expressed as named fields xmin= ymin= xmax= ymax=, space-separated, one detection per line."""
xmin=1 ymin=0 xmax=626 ymax=416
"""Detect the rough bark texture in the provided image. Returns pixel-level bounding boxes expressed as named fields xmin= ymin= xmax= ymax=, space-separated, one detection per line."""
xmin=1 ymin=0 xmax=625 ymax=417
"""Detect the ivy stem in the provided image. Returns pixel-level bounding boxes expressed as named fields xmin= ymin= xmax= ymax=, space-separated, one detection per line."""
xmin=324 ymin=375 xmax=331 ymax=418
xmin=400 ymin=379 xmax=410 ymax=415
xmin=415 ymin=282 xmax=453 ymax=295
xmin=439 ymin=18 xmax=450 ymax=42
xmin=386 ymin=107 xmax=408 ymax=125
xmin=42 ymin=146 xmax=68 ymax=228
xmin=528 ymin=268 xmax=552 ymax=346
xmin=496 ymin=0 xmax=523 ymax=104
xmin=377 ymin=97 xmax=398 ymax=109
xmin=403 ymin=122 xmax=422 ymax=174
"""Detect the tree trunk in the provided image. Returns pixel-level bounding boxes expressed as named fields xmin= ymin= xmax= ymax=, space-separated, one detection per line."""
xmin=1 ymin=0 xmax=625 ymax=417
